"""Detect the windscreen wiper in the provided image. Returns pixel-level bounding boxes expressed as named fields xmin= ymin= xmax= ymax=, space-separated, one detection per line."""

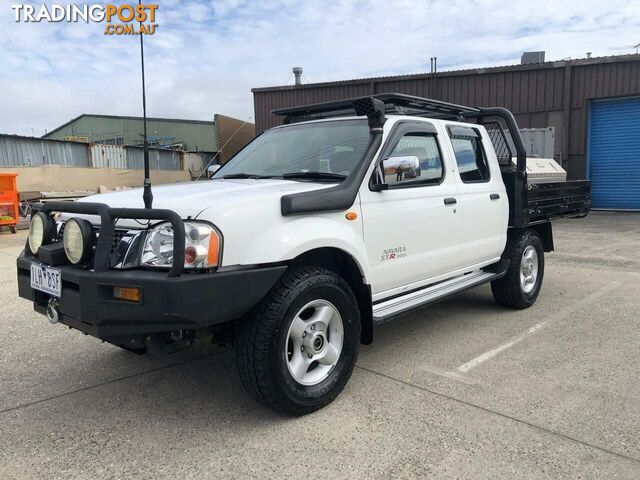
xmin=222 ymin=173 xmax=276 ymax=179
xmin=281 ymin=171 xmax=347 ymax=182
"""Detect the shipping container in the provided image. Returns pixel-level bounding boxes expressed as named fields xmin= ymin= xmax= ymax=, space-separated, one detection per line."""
xmin=90 ymin=144 xmax=127 ymax=169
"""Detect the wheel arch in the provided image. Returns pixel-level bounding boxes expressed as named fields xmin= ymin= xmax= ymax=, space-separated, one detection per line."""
xmin=290 ymin=247 xmax=373 ymax=345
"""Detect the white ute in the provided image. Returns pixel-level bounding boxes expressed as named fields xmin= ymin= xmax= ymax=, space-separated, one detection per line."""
xmin=18 ymin=94 xmax=591 ymax=414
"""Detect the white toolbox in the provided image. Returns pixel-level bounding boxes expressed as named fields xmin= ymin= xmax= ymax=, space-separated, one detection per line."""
xmin=512 ymin=157 xmax=567 ymax=184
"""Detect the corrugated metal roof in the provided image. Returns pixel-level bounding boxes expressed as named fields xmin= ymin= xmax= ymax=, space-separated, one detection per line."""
xmin=45 ymin=114 xmax=215 ymax=138
xmin=252 ymin=54 xmax=640 ymax=92
xmin=0 ymin=132 xmax=89 ymax=145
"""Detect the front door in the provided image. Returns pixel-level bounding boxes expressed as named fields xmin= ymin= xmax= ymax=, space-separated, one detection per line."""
xmin=360 ymin=122 xmax=463 ymax=297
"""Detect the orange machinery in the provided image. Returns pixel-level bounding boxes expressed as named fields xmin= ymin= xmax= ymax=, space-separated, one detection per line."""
xmin=0 ymin=173 xmax=19 ymax=234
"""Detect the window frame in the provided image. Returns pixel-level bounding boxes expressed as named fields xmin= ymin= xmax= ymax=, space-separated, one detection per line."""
xmin=370 ymin=121 xmax=446 ymax=191
xmin=446 ymin=125 xmax=491 ymax=184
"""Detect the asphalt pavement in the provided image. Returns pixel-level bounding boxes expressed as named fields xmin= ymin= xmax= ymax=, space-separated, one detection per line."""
xmin=0 ymin=212 xmax=638 ymax=479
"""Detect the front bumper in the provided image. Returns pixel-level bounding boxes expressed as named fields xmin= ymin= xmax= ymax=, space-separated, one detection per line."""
xmin=17 ymin=252 xmax=286 ymax=347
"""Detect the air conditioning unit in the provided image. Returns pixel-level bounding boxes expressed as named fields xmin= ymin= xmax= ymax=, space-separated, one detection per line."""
xmin=521 ymin=51 xmax=545 ymax=64
xmin=520 ymin=127 xmax=555 ymax=159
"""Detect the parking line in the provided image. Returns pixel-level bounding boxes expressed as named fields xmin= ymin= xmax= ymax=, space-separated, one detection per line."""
xmin=457 ymin=279 xmax=624 ymax=373
xmin=419 ymin=365 xmax=480 ymax=385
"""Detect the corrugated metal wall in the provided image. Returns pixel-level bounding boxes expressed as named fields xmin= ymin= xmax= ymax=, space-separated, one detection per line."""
xmin=253 ymin=55 xmax=640 ymax=180
xmin=0 ymin=135 xmax=89 ymax=167
xmin=126 ymin=147 xmax=182 ymax=170
xmin=0 ymin=135 xmax=189 ymax=171
xmin=90 ymin=144 xmax=127 ymax=169
xmin=214 ymin=114 xmax=256 ymax=163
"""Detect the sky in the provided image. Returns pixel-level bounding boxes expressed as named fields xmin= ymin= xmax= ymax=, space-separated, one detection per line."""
xmin=1 ymin=0 xmax=639 ymax=136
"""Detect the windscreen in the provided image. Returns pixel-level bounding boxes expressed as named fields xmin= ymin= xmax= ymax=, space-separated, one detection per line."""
xmin=215 ymin=119 xmax=370 ymax=178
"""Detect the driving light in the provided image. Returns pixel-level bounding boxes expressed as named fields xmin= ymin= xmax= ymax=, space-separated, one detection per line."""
xmin=141 ymin=221 xmax=222 ymax=269
xmin=62 ymin=218 xmax=96 ymax=264
xmin=28 ymin=212 xmax=56 ymax=254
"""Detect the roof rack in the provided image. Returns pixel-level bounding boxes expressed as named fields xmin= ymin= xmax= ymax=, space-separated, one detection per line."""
xmin=272 ymin=92 xmax=528 ymax=176
xmin=272 ymin=93 xmax=481 ymax=123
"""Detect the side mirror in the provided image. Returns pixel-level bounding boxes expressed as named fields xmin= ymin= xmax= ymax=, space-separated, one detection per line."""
xmin=373 ymin=155 xmax=420 ymax=190
xmin=383 ymin=155 xmax=420 ymax=172
xmin=206 ymin=164 xmax=221 ymax=178
xmin=371 ymin=158 xmax=389 ymax=192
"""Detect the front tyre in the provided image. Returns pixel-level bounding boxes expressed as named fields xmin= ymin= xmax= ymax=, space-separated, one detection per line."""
xmin=235 ymin=266 xmax=361 ymax=415
xmin=491 ymin=229 xmax=544 ymax=309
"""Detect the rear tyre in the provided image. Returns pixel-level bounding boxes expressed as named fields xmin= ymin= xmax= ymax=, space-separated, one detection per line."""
xmin=234 ymin=266 xmax=361 ymax=415
xmin=491 ymin=229 xmax=544 ymax=309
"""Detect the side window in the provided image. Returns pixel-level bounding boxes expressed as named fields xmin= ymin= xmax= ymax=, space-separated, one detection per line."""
xmin=448 ymin=129 xmax=490 ymax=183
xmin=383 ymin=133 xmax=443 ymax=187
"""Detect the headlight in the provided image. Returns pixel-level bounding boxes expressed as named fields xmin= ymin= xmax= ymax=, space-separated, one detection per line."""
xmin=141 ymin=221 xmax=222 ymax=269
xmin=28 ymin=212 xmax=55 ymax=254
xmin=62 ymin=218 xmax=96 ymax=264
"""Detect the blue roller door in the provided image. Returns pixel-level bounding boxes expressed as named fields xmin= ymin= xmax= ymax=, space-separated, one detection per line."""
xmin=588 ymin=97 xmax=640 ymax=210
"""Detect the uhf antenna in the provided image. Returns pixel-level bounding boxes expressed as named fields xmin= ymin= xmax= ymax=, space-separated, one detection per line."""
xmin=139 ymin=0 xmax=152 ymax=209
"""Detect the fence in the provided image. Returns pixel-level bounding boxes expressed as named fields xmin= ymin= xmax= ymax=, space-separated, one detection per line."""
xmin=0 ymin=134 xmax=203 ymax=172
xmin=125 ymin=147 xmax=183 ymax=170
xmin=0 ymin=135 xmax=88 ymax=167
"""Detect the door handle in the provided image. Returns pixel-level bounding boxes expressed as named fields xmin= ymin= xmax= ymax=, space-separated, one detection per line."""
xmin=444 ymin=197 xmax=457 ymax=205
xmin=490 ymin=193 xmax=500 ymax=200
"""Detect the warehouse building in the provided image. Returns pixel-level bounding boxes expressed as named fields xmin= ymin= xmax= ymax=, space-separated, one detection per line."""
xmin=253 ymin=54 xmax=640 ymax=210
xmin=44 ymin=113 xmax=255 ymax=164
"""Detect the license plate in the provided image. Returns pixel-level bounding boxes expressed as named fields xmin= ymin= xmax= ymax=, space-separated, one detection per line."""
xmin=30 ymin=264 xmax=62 ymax=297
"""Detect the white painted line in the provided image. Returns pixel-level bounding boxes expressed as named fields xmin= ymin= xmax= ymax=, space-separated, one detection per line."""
xmin=457 ymin=279 xmax=624 ymax=373
xmin=419 ymin=365 xmax=480 ymax=385
xmin=457 ymin=322 xmax=546 ymax=373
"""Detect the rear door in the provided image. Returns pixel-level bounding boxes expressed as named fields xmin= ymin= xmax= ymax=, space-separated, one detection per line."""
xmin=360 ymin=121 xmax=465 ymax=296
xmin=444 ymin=124 xmax=508 ymax=268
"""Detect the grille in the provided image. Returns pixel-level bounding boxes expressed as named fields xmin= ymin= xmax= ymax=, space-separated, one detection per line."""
xmin=111 ymin=230 xmax=126 ymax=251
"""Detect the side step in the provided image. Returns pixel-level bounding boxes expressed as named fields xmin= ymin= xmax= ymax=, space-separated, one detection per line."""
xmin=372 ymin=270 xmax=497 ymax=322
